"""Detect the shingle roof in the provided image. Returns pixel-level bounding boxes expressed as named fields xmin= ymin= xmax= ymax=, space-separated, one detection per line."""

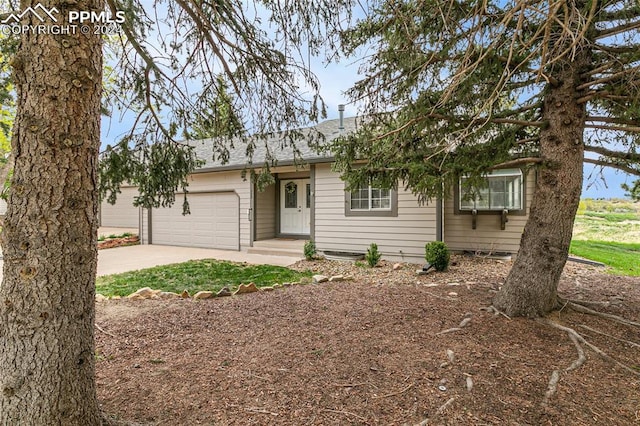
xmin=188 ymin=116 xmax=358 ymax=172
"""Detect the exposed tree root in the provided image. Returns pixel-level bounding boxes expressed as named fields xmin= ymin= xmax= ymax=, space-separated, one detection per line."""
xmin=538 ymin=318 xmax=588 ymax=407
xmin=578 ymin=324 xmax=640 ymax=348
xmin=537 ymin=317 xmax=640 ymax=408
xmin=480 ymin=305 xmax=511 ymax=320
xmin=95 ymin=323 xmax=116 ymax=338
xmin=373 ymin=382 xmax=414 ymax=399
xmin=245 ymin=407 xmax=278 ymax=416
xmin=322 ymin=409 xmax=366 ymax=421
xmin=436 ymin=397 xmax=455 ymax=415
xmin=559 ymin=298 xmax=640 ymax=328
xmin=565 ymin=332 xmax=586 ymax=372
xmin=435 ymin=314 xmax=473 ymax=335
xmin=564 ymin=298 xmax=619 ymax=308
xmin=542 ymin=370 xmax=560 ymax=407
xmin=541 ymin=319 xmax=639 ymax=376
xmin=537 ymin=316 xmax=640 ymax=408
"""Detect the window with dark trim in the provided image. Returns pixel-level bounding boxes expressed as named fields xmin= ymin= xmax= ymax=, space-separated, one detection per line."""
xmin=458 ymin=169 xmax=525 ymax=213
xmin=345 ymin=184 xmax=398 ymax=217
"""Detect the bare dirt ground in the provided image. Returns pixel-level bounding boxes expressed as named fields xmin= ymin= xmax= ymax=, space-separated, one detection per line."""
xmin=96 ymin=256 xmax=640 ymax=425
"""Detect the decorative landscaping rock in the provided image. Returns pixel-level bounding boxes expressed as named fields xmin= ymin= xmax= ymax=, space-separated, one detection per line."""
xmin=416 ymin=269 xmax=434 ymax=275
xmin=312 ymin=275 xmax=329 ymax=284
xmin=234 ymin=283 xmax=259 ymax=295
xmin=193 ymin=291 xmax=214 ymax=300
xmin=328 ymin=275 xmax=344 ymax=282
xmin=274 ymin=283 xmax=284 ymax=288
xmin=448 ymin=292 xmax=458 ymax=297
xmin=158 ymin=291 xmax=181 ymax=300
xmin=180 ymin=290 xmax=190 ymax=299
xmin=133 ymin=287 xmax=155 ymax=298
xmin=127 ymin=293 xmax=145 ymax=300
xmin=95 ymin=294 xmax=108 ymax=302
xmin=216 ymin=286 xmax=232 ymax=297
xmin=260 ymin=286 xmax=274 ymax=292
xmin=393 ymin=263 xmax=402 ymax=271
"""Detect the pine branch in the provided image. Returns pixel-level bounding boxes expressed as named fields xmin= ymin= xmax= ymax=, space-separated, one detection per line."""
xmin=576 ymin=65 xmax=640 ymax=91
xmin=490 ymin=157 xmax=542 ymax=169
xmin=584 ymin=158 xmax=640 ymax=176
xmin=584 ymin=145 xmax=640 ymax=162
xmin=585 ymin=123 xmax=640 ymax=133
xmin=595 ymin=20 xmax=640 ymax=40
xmin=587 ymin=116 xmax=640 ymax=127
xmin=596 ymin=6 xmax=640 ymax=22
xmin=576 ymin=91 xmax=636 ymax=104
xmin=593 ymin=43 xmax=640 ymax=54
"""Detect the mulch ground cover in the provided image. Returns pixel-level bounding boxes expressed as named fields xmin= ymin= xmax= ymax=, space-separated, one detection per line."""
xmin=96 ymin=256 xmax=640 ymax=425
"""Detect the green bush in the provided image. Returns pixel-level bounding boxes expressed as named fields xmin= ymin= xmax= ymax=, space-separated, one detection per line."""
xmin=365 ymin=243 xmax=381 ymax=267
xmin=425 ymin=241 xmax=450 ymax=271
xmin=303 ymin=239 xmax=317 ymax=261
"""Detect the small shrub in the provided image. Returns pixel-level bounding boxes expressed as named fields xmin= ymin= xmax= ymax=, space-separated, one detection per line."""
xmin=365 ymin=243 xmax=381 ymax=267
xmin=303 ymin=239 xmax=317 ymax=260
xmin=425 ymin=241 xmax=450 ymax=271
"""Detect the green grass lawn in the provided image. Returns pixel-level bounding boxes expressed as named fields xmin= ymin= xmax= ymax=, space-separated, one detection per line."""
xmin=571 ymin=203 xmax=640 ymax=276
xmin=570 ymin=240 xmax=640 ymax=276
xmin=96 ymin=259 xmax=312 ymax=297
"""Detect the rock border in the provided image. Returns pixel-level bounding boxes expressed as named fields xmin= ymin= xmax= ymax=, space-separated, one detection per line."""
xmin=96 ymin=274 xmax=357 ymax=302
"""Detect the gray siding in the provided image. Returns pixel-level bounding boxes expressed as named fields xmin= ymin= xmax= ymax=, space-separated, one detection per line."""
xmin=314 ymin=163 xmax=437 ymax=262
xmin=255 ymin=183 xmax=277 ymax=240
xmin=99 ymin=186 xmax=140 ymax=228
xmin=443 ymin=169 xmax=536 ymax=254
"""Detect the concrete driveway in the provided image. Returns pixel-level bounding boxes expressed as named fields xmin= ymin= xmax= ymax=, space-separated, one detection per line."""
xmin=97 ymin=245 xmax=302 ymax=276
xmin=0 ymin=245 xmax=302 ymax=281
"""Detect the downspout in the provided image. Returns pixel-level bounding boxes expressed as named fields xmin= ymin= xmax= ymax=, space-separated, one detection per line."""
xmin=249 ymin=180 xmax=256 ymax=247
xmin=436 ymin=180 xmax=445 ymax=242
xmin=436 ymin=197 xmax=444 ymax=242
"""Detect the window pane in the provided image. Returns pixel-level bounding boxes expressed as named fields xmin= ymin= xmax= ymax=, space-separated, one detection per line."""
xmin=491 ymin=192 xmax=505 ymax=209
xmin=351 ymin=198 xmax=366 ymax=210
xmin=284 ymin=182 xmax=297 ymax=208
xmin=475 ymin=187 xmax=489 ymax=209
xmin=507 ymin=175 xmax=522 ymax=209
xmin=370 ymin=187 xmax=391 ymax=210
xmin=350 ymin=185 xmax=370 ymax=210
xmin=306 ymin=184 xmax=311 ymax=209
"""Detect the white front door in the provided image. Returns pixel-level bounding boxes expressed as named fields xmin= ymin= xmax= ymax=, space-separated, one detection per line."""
xmin=280 ymin=179 xmax=310 ymax=235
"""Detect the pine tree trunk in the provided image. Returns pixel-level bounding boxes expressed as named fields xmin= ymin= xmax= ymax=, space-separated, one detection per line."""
xmin=493 ymin=55 xmax=589 ymax=318
xmin=0 ymin=1 xmax=103 ymax=423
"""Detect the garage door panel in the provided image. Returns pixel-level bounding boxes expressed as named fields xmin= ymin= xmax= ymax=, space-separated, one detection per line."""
xmin=151 ymin=192 xmax=239 ymax=250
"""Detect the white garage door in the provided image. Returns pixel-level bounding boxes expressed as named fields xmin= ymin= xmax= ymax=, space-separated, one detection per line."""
xmin=151 ymin=192 xmax=239 ymax=250
xmin=100 ymin=187 xmax=139 ymax=228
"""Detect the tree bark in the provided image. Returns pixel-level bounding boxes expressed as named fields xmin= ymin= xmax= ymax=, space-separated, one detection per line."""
xmin=493 ymin=52 xmax=590 ymax=317
xmin=0 ymin=1 xmax=103 ymax=424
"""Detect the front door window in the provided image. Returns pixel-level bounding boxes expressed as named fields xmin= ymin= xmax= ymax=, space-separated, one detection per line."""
xmin=285 ymin=182 xmax=298 ymax=208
